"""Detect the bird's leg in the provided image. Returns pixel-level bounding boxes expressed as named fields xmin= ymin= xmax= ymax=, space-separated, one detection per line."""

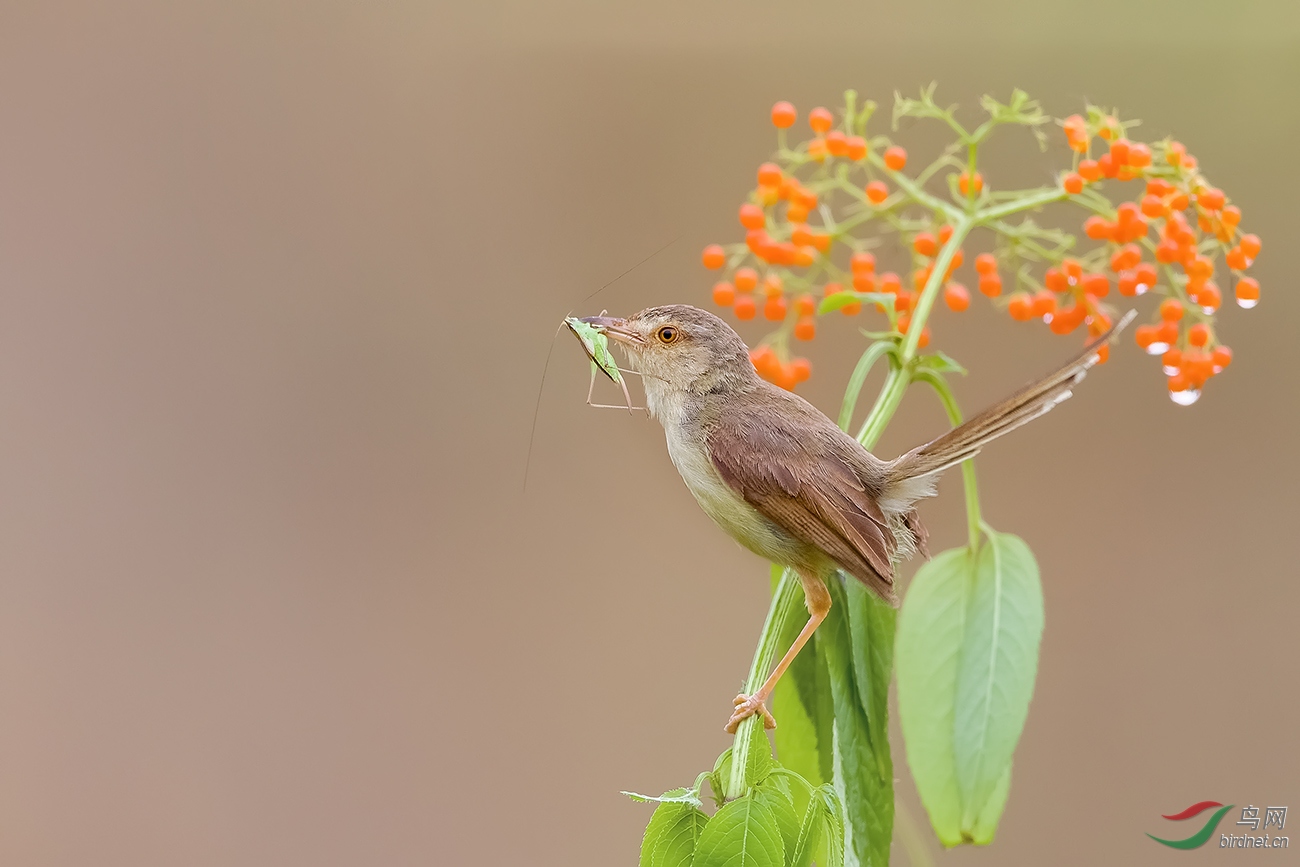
xmin=725 ymin=569 xmax=831 ymax=733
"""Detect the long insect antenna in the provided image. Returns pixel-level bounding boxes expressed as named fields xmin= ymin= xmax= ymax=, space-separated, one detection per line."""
xmin=523 ymin=320 xmax=568 ymax=494
xmin=580 ymin=235 xmax=680 ymax=304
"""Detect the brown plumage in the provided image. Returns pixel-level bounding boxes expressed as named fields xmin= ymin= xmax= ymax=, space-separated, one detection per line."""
xmin=580 ymin=304 xmax=1132 ymax=731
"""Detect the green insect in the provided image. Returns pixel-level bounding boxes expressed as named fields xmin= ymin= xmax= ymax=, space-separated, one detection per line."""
xmin=565 ymin=315 xmax=640 ymax=413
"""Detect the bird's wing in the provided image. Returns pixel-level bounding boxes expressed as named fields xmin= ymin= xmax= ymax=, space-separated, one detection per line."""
xmin=707 ymin=402 xmax=898 ymax=604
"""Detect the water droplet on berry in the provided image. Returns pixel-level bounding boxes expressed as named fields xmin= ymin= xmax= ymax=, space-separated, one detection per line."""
xmin=1163 ymin=364 xmax=1180 ymax=376
xmin=1236 ymin=297 xmax=1258 ymax=309
xmin=1169 ymin=388 xmax=1201 ymax=406
xmin=1146 ymin=342 xmax=1170 ymax=355
xmin=1201 ymin=306 xmax=1217 ymax=315
xmin=1134 ymin=283 xmax=1149 ymax=296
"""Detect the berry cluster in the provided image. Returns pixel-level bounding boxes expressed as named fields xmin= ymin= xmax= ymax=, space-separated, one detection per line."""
xmin=699 ymin=92 xmax=1260 ymax=404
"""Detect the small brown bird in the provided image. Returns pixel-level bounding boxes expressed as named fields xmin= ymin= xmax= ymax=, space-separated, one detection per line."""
xmin=581 ymin=304 xmax=1128 ymax=732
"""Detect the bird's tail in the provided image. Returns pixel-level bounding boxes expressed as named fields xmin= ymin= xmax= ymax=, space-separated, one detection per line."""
xmin=881 ymin=310 xmax=1136 ymax=509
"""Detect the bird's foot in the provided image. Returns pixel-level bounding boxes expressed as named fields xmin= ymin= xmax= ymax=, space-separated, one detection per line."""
xmin=725 ymin=692 xmax=776 ymax=733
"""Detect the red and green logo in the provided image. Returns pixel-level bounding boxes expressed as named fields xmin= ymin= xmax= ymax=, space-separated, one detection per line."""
xmin=1148 ymin=801 xmax=1235 ymax=849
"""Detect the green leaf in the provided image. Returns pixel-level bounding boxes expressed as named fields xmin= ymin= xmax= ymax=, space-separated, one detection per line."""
xmin=952 ymin=532 xmax=1043 ymax=838
xmin=752 ymin=785 xmax=802 ymax=867
xmin=895 ymin=547 xmax=968 ymax=846
xmin=842 ymin=578 xmax=895 ymax=782
xmin=818 ymin=292 xmax=896 ymax=315
xmin=695 ymin=796 xmax=786 ymax=867
xmin=914 ymin=350 xmax=967 ymax=375
xmin=820 ymin=578 xmax=893 ymax=867
xmin=895 ymin=532 xmax=1044 ymax=847
xmin=815 ymin=785 xmax=846 ymax=867
xmin=787 ymin=797 xmax=824 ymax=867
xmin=640 ymin=800 xmax=709 ymax=867
xmin=709 ymin=749 xmax=734 ymax=809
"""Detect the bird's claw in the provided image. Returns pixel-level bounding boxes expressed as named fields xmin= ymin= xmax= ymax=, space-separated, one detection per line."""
xmin=725 ymin=692 xmax=776 ymax=733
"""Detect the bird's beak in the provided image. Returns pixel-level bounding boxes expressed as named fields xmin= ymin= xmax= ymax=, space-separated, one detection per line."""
xmin=580 ymin=315 xmax=644 ymax=346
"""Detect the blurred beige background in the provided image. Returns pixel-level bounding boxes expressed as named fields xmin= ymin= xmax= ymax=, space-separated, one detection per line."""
xmin=0 ymin=1 xmax=1296 ymax=865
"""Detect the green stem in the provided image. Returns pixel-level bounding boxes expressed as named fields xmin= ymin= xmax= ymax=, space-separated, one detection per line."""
xmin=724 ymin=568 xmax=802 ymax=800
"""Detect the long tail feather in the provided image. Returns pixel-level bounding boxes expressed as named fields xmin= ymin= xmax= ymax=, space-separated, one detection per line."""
xmin=885 ymin=309 xmax=1136 ymax=491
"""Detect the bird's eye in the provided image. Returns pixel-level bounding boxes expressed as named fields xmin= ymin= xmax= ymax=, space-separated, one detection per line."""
xmin=656 ymin=326 xmax=680 ymax=344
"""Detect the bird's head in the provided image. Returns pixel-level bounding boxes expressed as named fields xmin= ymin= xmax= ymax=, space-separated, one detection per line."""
xmin=580 ymin=304 xmax=757 ymax=399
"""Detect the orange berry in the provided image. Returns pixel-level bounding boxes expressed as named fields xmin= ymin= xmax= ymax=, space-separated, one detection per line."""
xmin=1135 ymin=262 xmax=1158 ymax=290
xmin=944 ymin=282 xmax=970 ymax=311
xmin=1110 ymin=139 xmax=1131 ymax=164
xmin=1165 ymin=141 xmax=1186 ymax=166
xmin=734 ymin=267 xmax=758 ymax=292
xmin=840 ymin=301 xmax=862 ymax=316
xmin=775 ymin=364 xmax=797 ymax=391
xmin=1168 ymin=372 xmax=1191 ymax=393
xmin=1240 ymin=233 xmax=1262 ymax=259
xmin=938 ymin=224 xmax=954 ymax=245
xmin=771 ymin=101 xmax=796 ymax=128
xmin=739 ymin=203 xmax=766 ymax=230
xmin=1045 ymin=267 xmax=1068 ymax=293
xmin=1160 ymin=298 xmax=1184 ymax=321
xmin=978 ymin=273 xmax=1002 ymax=297
xmin=1188 ymin=322 xmax=1210 ymax=347
xmin=1031 ymin=290 xmax=1057 ymax=318
xmin=750 ymin=345 xmax=776 ymax=374
xmin=1127 ymin=142 xmax=1152 ymax=167
xmin=1078 ymin=159 xmax=1102 ymax=182
xmin=879 ymin=272 xmax=902 ymax=294
xmin=1226 ymin=247 xmax=1248 ymax=270
xmin=794 ymin=316 xmax=816 ymax=341
xmin=958 ymin=171 xmax=984 ymax=195
xmin=763 ymin=273 xmax=784 ymax=296
xmin=790 ymin=357 xmax=812 ymax=383
xmin=1197 ymin=187 xmax=1225 ymax=211
xmin=1198 ymin=282 xmax=1222 ymax=311
xmin=1156 ymin=319 xmax=1179 ymax=345
xmin=822 ymin=281 xmax=844 ymax=297
xmin=807 ymin=138 xmax=828 ymax=162
xmin=1135 ymin=324 xmax=1157 ymax=349
xmin=1063 ymin=173 xmax=1084 ymax=194
xmin=757 ymin=162 xmax=783 ymax=187
xmin=852 ymin=272 xmax=876 ymax=292
xmin=712 ymin=281 xmax=736 ymax=306
xmin=1050 ymin=304 xmax=1082 ymax=334
xmin=913 ymin=232 xmax=938 ymax=257
xmin=1094 ymin=343 xmax=1110 ymax=365
xmin=790 ymin=224 xmax=814 ymax=246
xmin=764 ymin=295 xmax=788 ymax=321
xmin=702 ymin=244 xmax=726 ymax=269
xmin=865 ymin=180 xmax=889 ymax=204
xmin=883 ymin=146 xmax=907 ymax=171
xmin=912 ymin=266 xmax=931 ymax=292
xmin=917 ymin=326 xmax=931 ymax=349
xmin=850 ymin=251 xmax=876 ymax=273
xmin=1083 ymin=273 xmax=1109 ymax=297
xmin=1117 ymin=271 xmax=1138 ymax=297
xmin=1140 ymin=194 xmax=1167 ymax=218
xmin=1236 ymin=276 xmax=1260 ymax=307
xmin=1084 ymin=216 xmax=1114 ymax=240
xmin=895 ymin=290 xmax=914 ymax=312
xmin=1212 ymin=345 xmax=1233 ymax=369
xmin=846 ymin=135 xmax=868 ymax=161
xmin=796 ymin=294 xmax=817 ymax=317
xmin=1155 ymin=239 xmax=1180 ymax=263
xmin=1222 ymin=205 xmax=1242 ymax=227
xmin=1162 ymin=348 xmax=1182 ymax=370
xmin=974 ymin=252 xmax=998 ymax=275
xmin=826 ymin=130 xmax=849 ymax=156
xmin=733 ymin=295 xmax=757 ymax=320
xmin=1169 ymin=192 xmax=1190 ymax=211
xmin=946 ymin=248 xmax=964 ymax=276
xmin=785 ymin=202 xmax=809 ymax=223
xmin=1008 ymin=292 xmax=1034 ymax=321
xmin=809 ymin=106 xmax=834 ymax=134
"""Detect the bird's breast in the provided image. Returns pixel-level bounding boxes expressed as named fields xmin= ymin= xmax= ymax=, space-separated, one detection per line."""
xmin=663 ymin=425 xmax=804 ymax=565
